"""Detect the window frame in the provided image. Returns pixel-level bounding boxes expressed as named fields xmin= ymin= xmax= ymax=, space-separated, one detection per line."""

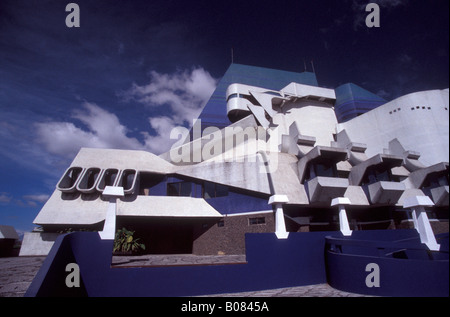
xmin=167 ymin=181 xmax=193 ymax=197
xmin=248 ymin=217 xmax=266 ymax=226
xmin=203 ymin=181 xmax=229 ymax=199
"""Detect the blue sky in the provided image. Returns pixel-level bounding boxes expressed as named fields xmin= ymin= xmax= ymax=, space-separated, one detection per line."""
xmin=0 ymin=0 xmax=448 ymax=236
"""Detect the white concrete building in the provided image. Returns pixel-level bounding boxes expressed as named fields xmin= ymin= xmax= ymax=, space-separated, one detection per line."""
xmin=21 ymin=64 xmax=449 ymax=256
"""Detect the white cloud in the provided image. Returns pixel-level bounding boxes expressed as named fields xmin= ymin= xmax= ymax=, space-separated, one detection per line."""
xmin=122 ymin=66 xmax=217 ymax=153
xmin=23 ymin=194 xmax=50 ymax=203
xmin=35 ymin=102 xmax=148 ymax=158
xmin=124 ymin=67 xmax=217 ymax=125
xmin=0 ymin=192 xmax=50 ymax=207
xmin=0 ymin=192 xmax=12 ymax=204
xmin=141 ymin=116 xmax=182 ymax=154
xmin=34 ymin=67 xmax=217 ymax=158
xmin=22 ymin=194 xmax=50 ymax=206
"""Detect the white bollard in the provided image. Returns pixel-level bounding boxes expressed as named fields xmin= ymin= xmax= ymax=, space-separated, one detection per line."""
xmin=268 ymin=195 xmax=289 ymax=239
xmin=331 ymin=197 xmax=352 ymax=236
xmin=403 ymin=196 xmax=440 ymax=251
xmin=98 ymin=186 xmax=124 ymax=240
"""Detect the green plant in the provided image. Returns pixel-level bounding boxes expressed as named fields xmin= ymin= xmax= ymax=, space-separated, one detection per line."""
xmin=113 ymin=227 xmax=146 ymax=254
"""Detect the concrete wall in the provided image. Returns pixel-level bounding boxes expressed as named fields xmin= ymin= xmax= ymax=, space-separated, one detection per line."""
xmin=19 ymin=232 xmax=61 ymax=256
xmin=274 ymin=101 xmax=338 ymax=147
xmin=337 ymin=89 xmax=449 ymax=166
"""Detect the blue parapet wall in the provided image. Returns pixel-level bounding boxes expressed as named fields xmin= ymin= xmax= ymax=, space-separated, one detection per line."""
xmin=25 ymin=233 xmax=88 ymax=297
xmin=26 ymin=231 xmax=332 ymax=297
xmin=25 ymin=229 xmax=449 ymax=297
xmin=325 ymin=231 xmax=449 ymax=297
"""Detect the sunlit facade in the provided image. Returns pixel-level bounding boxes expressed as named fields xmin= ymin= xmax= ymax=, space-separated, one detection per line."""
xmin=20 ymin=64 xmax=449 ymax=256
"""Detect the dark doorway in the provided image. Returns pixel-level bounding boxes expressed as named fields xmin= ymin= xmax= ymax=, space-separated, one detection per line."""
xmin=116 ymin=216 xmax=194 ymax=254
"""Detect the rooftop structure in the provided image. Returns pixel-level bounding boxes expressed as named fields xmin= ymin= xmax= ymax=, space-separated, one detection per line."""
xmin=334 ymin=83 xmax=386 ymax=123
xmin=0 ymin=225 xmax=19 ymax=257
xmin=195 ymin=63 xmax=318 ymax=132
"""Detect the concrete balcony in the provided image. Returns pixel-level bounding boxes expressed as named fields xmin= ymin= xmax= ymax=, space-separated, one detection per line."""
xmin=306 ymin=176 xmax=349 ymax=204
xmin=367 ymin=181 xmax=405 ymax=205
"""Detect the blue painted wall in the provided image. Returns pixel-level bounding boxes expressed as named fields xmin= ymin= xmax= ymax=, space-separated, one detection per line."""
xmin=205 ymin=191 xmax=271 ymax=215
xmin=325 ymin=231 xmax=449 ymax=296
xmin=143 ymin=174 xmax=271 ymax=215
xmin=334 ymin=83 xmax=386 ymax=123
xmin=26 ymin=230 xmax=448 ymax=297
xmin=26 ymin=231 xmax=331 ymax=297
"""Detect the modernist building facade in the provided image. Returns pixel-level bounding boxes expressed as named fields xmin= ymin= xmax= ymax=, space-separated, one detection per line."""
xmin=21 ymin=64 xmax=449 ymax=256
